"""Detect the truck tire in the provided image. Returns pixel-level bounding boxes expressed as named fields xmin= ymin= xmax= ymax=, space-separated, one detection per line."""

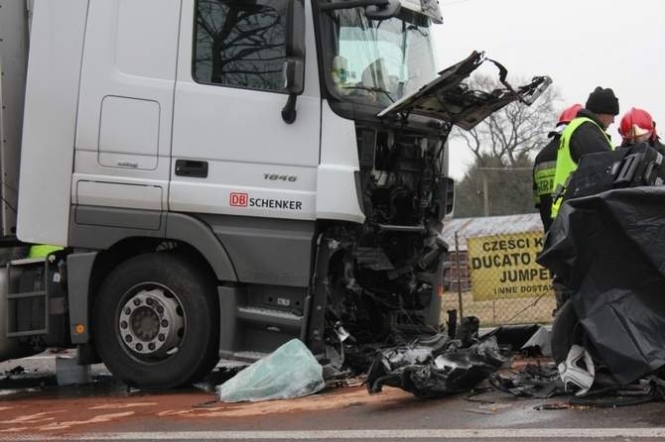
xmin=551 ymin=300 xmax=580 ymax=364
xmin=93 ymin=252 xmax=219 ymax=389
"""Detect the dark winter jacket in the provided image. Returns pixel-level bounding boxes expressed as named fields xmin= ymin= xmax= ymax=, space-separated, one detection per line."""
xmin=568 ymin=109 xmax=613 ymax=163
xmin=619 ymin=135 xmax=665 ymax=154
xmin=533 ymin=132 xmax=560 ymax=232
xmin=652 ymin=137 xmax=665 ymax=155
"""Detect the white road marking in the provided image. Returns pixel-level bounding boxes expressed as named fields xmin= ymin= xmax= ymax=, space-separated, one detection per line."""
xmin=1 ymin=428 xmax=665 ymax=440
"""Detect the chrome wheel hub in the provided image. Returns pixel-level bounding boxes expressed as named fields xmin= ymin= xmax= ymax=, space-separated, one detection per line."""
xmin=118 ymin=287 xmax=184 ymax=356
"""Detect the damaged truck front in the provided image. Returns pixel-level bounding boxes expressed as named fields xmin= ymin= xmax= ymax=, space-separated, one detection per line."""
xmin=0 ymin=0 xmax=549 ymax=388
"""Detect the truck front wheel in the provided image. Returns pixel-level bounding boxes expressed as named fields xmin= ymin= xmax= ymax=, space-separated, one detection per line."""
xmin=93 ymin=253 xmax=219 ymax=389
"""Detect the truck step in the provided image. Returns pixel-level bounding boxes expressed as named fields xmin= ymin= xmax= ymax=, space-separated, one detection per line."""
xmin=236 ymin=306 xmax=303 ymax=331
xmin=6 ymin=258 xmax=49 ymax=337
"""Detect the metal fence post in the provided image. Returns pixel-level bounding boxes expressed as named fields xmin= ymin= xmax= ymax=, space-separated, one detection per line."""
xmin=454 ymin=231 xmax=464 ymax=320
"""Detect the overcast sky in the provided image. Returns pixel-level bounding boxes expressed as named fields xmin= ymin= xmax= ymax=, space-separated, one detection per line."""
xmin=431 ymin=0 xmax=665 ymax=180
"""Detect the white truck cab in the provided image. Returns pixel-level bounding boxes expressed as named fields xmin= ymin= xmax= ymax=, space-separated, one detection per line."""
xmin=0 ymin=0 xmax=549 ymax=388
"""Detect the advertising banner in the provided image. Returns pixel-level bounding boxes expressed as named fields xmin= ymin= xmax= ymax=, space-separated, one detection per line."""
xmin=467 ymin=232 xmax=553 ymax=301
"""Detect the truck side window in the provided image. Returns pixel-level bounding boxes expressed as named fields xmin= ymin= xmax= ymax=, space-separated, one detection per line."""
xmin=194 ymin=0 xmax=287 ymax=93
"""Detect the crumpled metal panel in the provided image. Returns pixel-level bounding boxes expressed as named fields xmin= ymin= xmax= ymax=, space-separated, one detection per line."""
xmin=366 ymin=334 xmax=509 ymax=397
xmin=538 ymin=187 xmax=665 ymax=384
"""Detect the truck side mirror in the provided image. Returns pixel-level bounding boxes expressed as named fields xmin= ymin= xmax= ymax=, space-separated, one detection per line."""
xmin=281 ymin=0 xmax=306 ymax=124
xmin=365 ymin=0 xmax=401 ymax=20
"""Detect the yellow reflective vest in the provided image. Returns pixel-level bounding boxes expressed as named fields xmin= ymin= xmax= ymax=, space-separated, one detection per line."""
xmin=551 ymin=117 xmax=611 ymax=217
xmin=28 ymin=244 xmax=63 ymax=259
xmin=534 ymin=160 xmax=557 ymax=206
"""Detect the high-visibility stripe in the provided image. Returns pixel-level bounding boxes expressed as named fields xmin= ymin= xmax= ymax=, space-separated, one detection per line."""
xmin=551 ymin=117 xmax=611 ymax=217
xmin=28 ymin=244 xmax=63 ymax=258
xmin=534 ymin=161 xmax=556 ymax=198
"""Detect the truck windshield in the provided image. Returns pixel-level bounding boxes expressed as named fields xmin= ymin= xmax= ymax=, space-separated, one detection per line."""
xmin=319 ymin=6 xmax=438 ymax=108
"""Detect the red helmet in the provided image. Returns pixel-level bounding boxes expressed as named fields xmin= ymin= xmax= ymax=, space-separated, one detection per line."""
xmin=619 ymin=107 xmax=655 ymax=141
xmin=558 ymin=104 xmax=583 ymax=125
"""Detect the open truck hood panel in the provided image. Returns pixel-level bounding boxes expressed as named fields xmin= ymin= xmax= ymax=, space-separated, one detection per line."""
xmin=378 ymin=51 xmax=552 ymax=130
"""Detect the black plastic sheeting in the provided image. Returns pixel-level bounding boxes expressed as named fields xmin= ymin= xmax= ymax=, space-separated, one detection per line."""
xmin=538 ymin=187 xmax=665 ymax=384
xmin=480 ymin=324 xmax=541 ymax=350
xmin=366 ymin=333 xmax=510 ymax=397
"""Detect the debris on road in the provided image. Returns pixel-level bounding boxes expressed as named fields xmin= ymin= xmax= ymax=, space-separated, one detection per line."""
xmin=480 ymin=324 xmax=551 ymax=357
xmin=491 ymin=355 xmax=665 ymax=408
xmin=533 ymin=401 xmax=579 ymax=411
xmin=520 ymin=326 xmax=552 ymax=357
xmin=565 ymin=377 xmax=665 ymax=408
xmin=481 ymin=324 xmax=541 ymax=350
xmin=365 ymin=333 xmax=510 ymax=398
xmin=491 ymin=361 xmax=562 ymax=399
xmin=217 ymin=339 xmax=325 ymax=403
xmin=5 ymin=365 xmax=24 ymax=376
xmin=202 ymin=301 xmax=664 ymax=409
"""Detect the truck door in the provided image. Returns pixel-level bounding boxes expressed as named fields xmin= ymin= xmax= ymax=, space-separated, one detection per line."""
xmin=74 ymin=0 xmax=182 ymax=213
xmin=171 ymin=0 xmax=320 ymax=220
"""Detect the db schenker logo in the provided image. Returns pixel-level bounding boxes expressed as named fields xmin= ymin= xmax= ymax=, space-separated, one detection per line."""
xmin=229 ymin=192 xmax=248 ymax=207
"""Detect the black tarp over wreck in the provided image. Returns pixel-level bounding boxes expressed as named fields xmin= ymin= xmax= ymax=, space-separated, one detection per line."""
xmin=538 ymin=187 xmax=665 ymax=384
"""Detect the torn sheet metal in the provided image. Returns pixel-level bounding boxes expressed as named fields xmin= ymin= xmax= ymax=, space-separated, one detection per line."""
xmin=538 ymin=187 xmax=665 ymax=384
xmin=366 ymin=334 xmax=510 ymax=397
xmin=521 ymin=326 xmax=552 ymax=357
xmin=480 ymin=324 xmax=541 ymax=351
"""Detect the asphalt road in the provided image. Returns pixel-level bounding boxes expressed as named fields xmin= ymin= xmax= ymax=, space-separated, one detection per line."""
xmin=0 ymin=352 xmax=664 ymax=441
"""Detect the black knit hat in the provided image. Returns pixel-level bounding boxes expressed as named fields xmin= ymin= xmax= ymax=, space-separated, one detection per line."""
xmin=585 ymin=87 xmax=619 ymax=116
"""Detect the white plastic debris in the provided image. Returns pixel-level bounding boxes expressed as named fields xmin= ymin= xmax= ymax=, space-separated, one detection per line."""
xmin=558 ymin=345 xmax=595 ymax=396
xmin=217 ymin=339 xmax=325 ymax=402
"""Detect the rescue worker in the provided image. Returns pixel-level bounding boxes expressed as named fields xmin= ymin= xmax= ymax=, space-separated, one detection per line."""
xmin=533 ymin=103 xmax=582 ymax=232
xmin=618 ymin=107 xmax=665 ymax=152
xmin=28 ymin=244 xmax=62 ymax=259
xmin=550 ymin=87 xmax=620 ymax=218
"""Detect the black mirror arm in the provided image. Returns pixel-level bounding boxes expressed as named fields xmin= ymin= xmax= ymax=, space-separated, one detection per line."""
xmin=282 ymin=94 xmax=298 ymax=124
xmin=319 ymin=0 xmax=389 ymax=11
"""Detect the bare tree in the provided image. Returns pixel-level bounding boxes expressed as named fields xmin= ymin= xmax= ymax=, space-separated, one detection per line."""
xmin=454 ymin=153 xmax=535 ymax=217
xmin=452 ymin=75 xmax=562 ymax=217
xmin=453 ymin=75 xmax=562 ymax=166
xmin=195 ymin=0 xmax=286 ymax=90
